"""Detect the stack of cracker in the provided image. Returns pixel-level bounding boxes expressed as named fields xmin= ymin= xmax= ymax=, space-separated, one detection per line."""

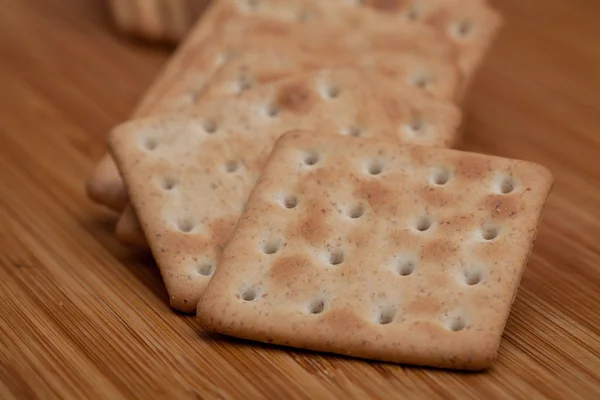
xmin=91 ymin=0 xmax=555 ymax=370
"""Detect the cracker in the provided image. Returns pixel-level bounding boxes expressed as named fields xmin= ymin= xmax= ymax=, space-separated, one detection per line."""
xmin=197 ymin=130 xmax=554 ymax=370
xmin=114 ymin=49 xmax=462 ymax=247
xmin=87 ymin=0 xmax=462 ymax=210
xmin=109 ymin=68 xmax=462 ymax=312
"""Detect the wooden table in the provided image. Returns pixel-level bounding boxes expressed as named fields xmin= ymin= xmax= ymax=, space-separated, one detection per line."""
xmin=1 ymin=1 xmax=599 ymax=398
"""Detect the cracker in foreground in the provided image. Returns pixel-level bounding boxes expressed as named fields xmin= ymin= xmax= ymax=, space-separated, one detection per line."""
xmin=197 ymin=130 xmax=554 ymax=370
xmin=108 ymin=68 xmax=462 ymax=313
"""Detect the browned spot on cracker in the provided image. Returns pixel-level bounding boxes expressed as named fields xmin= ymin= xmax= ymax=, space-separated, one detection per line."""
xmin=249 ymin=20 xmax=292 ymax=37
xmin=418 ymin=186 xmax=454 ymax=208
xmin=269 ymin=254 xmax=313 ymax=287
xmin=276 ymin=82 xmax=314 ymax=114
xmin=419 ymin=8 xmax=449 ymax=31
xmin=321 ymin=308 xmax=368 ymax=333
xmin=354 ymin=180 xmax=398 ymax=215
xmin=421 ymin=238 xmax=460 ymax=265
xmin=405 ymin=295 xmax=446 ymax=317
xmin=289 ymin=199 xmax=334 ymax=246
xmin=455 ymin=156 xmax=493 ymax=181
xmin=386 ymin=229 xmax=420 ymax=250
xmin=479 ymin=194 xmax=524 ymax=221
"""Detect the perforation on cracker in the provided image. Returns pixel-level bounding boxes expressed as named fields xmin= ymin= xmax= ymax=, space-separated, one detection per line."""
xmin=109 ymin=68 xmax=461 ymax=312
xmin=197 ymin=130 xmax=554 ymax=370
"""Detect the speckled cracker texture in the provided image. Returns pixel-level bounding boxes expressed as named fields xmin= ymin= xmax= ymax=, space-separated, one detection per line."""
xmin=89 ymin=0 xmax=502 ymax=211
xmin=197 ymin=130 xmax=553 ymax=370
xmin=108 ymin=68 xmax=461 ymax=312
xmin=201 ymin=48 xmax=461 ymax=102
xmin=114 ymin=48 xmax=462 ymax=248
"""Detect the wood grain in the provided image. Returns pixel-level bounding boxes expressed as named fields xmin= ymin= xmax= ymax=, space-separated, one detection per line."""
xmin=1 ymin=0 xmax=599 ymax=399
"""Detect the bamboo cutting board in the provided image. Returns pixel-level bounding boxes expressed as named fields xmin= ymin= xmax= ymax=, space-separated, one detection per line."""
xmin=1 ymin=0 xmax=599 ymax=399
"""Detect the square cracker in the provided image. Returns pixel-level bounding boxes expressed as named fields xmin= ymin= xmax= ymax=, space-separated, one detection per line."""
xmin=108 ymin=68 xmax=462 ymax=312
xmin=88 ymin=0 xmax=501 ymax=210
xmin=114 ymin=49 xmax=462 ymax=248
xmin=197 ymin=130 xmax=554 ymax=370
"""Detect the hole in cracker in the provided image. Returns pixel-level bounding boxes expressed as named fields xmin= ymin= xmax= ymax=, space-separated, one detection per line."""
xmin=396 ymin=257 xmax=416 ymax=276
xmin=454 ymin=20 xmax=474 ymax=38
xmin=282 ymin=194 xmax=298 ymax=209
xmin=224 ymin=160 xmax=240 ymax=173
xmin=499 ymin=177 xmax=515 ymax=194
xmin=431 ymin=168 xmax=451 ymax=186
xmin=446 ymin=315 xmax=466 ymax=332
xmin=197 ymin=261 xmax=215 ymax=277
xmin=341 ymin=125 xmax=363 ymax=137
xmin=377 ymin=305 xmax=396 ymax=325
xmin=406 ymin=6 xmax=420 ymax=21
xmin=143 ymin=137 xmax=158 ymax=151
xmin=404 ymin=116 xmax=424 ymax=137
xmin=237 ymin=74 xmax=253 ymax=92
xmin=414 ymin=215 xmax=433 ymax=232
xmin=262 ymin=239 xmax=281 ymax=255
xmin=302 ymin=151 xmax=319 ymax=166
xmin=328 ymin=249 xmax=345 ymax=266
xmin=308 ymin=298 xmax=326 ymax=314
xmin=480 ymin=224 xmax=500 ymax=241
xmin=464 ymin=269 xmax=482 ymax=285
xmin=177 ymin=218 xmax=195 ymax=233
xmin=348 ymin=204 xmax=365 ymax=219
xmin=266 ymin=103 xmax=280 ymax=118
xmin=367 ymin=159 xmax=385 ymax=176
xmin=412 ymin=74 xmax=431 ymax=89
xmin=323 ymin=84 xmax=341 ymax=99
xmin=241 ymin=287 xmax=258 ymax=302
xmin=203 ymin=120 xmax=218 ymax=134
xmin=161 ymin=177 xmax=177 ymax=190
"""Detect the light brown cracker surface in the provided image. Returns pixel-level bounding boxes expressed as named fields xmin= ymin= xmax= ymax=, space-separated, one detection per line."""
xmin=90 ymin=0 xmax=497 ymax=210
xmin=115 ymin=48 xmax=462 ymax=248
xmin=197 ymin=130 xmax=554 ymax=370
xmin=202 ymin=48 xmax=460 ymax=102
xmin=108 ymin=68 xmax=461 ymax=312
